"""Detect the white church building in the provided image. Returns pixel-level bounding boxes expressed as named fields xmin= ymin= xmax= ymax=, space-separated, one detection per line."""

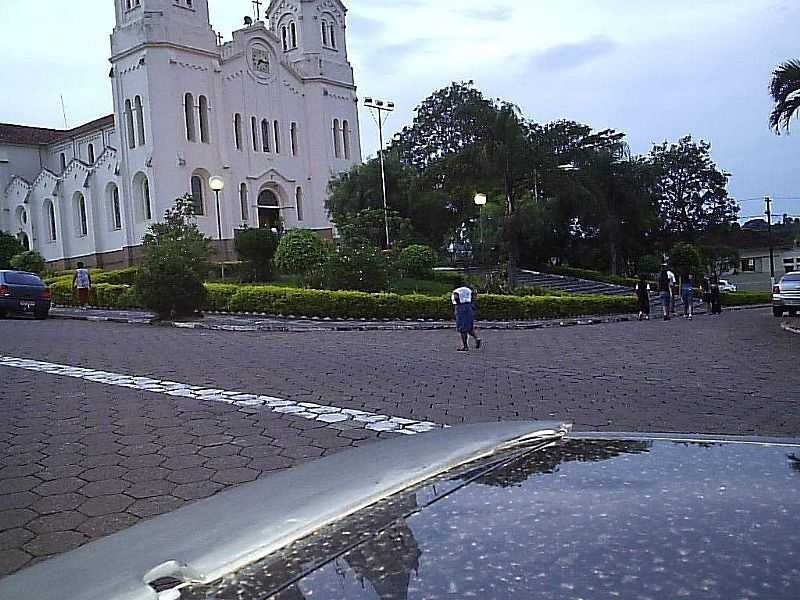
xmin=0 ymin=0 xmax=361 ymax=269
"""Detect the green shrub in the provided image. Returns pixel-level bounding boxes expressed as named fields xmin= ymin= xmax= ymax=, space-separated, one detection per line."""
xmin=274 ymin=230 xmax=332 ymax=282
xmin=205 ymin=283 xmax=240 ymax=311
xmin=388 ymin=278 xmax=453 ymax=296
xmin=95 ymin=267 xmax=138 ymax=286
xmin=638 ymin=254 xmax=663 ymax=275
xmin=135 ymin=196 xmax=210 ymax=319
xmin=324 ymin=244 xmax=389 ymax=292
xmin=395 ymin=245 xmax=437 ymax=278
xmin=0 ymin=232 xmax=24 ymax=270
xmin=235 ymin=228 xmax=279 ymax=282
xmin=721 ymin=291 xmax=771 ymax=306
xmin=10 ymin=251 xmax=46 ymax=274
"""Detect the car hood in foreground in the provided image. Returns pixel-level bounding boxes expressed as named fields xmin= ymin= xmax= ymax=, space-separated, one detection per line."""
xmin=186 ymin=433 xmax=800 ymax=600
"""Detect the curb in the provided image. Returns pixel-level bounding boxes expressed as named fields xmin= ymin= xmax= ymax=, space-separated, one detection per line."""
xmin=49 ymin=303 xmax=772 ymax=334
xmin=781 ymin=322 xmax=800 ymax=335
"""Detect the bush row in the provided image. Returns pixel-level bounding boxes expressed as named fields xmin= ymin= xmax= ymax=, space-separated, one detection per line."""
xmin=720 ymin=291 xmax=771 ymax=306
xmin=52 ymin=277 xmax=638 ymax=320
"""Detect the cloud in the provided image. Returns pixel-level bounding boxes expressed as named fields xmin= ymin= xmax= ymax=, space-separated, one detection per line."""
xmin=460 ymin=6 xmax=513 ymax=22
xmin=532 ymin=36 xmax=618 ymax=71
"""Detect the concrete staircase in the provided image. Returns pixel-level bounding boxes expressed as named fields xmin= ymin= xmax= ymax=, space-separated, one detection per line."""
xmin=515 ymin=270 xmax=634 ymax=296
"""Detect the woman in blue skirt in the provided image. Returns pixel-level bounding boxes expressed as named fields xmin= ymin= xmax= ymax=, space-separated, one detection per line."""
xmin=452 ymin=281 xmax=482 ymax=351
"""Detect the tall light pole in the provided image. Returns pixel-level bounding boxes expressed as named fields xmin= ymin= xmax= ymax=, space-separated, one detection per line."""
xmin=766 ymin=196 xmax=775 ymax=286
xmin=364 ymin=97 xmax=395 ymax=249
xmin=209 ymin=176 xmax=225 ymax=277
xmin=474 ymin=193 xmax=487 ymax=265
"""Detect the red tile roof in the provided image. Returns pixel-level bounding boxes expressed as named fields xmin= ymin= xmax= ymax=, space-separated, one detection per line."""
xmin=0 ymin=114 xmax=115 ymax=146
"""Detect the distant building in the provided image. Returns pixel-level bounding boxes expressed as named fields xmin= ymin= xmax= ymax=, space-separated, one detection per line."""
xmin=0 ymin=0 xmax=361 ymax=268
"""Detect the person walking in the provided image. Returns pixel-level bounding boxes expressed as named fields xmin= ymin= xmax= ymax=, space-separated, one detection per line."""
xmin=635 ymin=274 xmax=651 ymax=321
xmin=710 ymin=278 xmax=722 ymax=315
xmin=452 ymin=280 xmax=482 ymax=351
xmin=681 ymin=273 xmax=695 ymax=320
xmin=72 ymin=262 xmax=91 ymax=310
xmin=658 ymin=265 xmax=672 ymax=320
xmin=701 ymin=276 xmax=712 ymax=310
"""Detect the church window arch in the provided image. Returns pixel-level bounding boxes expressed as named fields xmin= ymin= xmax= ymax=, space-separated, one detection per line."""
xmin=329 ymin=23 xmax=337 ymax=49
xmin=44 ymin=200 xmax=57 ymax=242
xmin=321 ymin=20 xmax=329 ymax=46
xmin=125 ymin=99 xmax=136 ymax=149
xmin=295 ymin=186 xmax=304 ymax=222
xmin=240 ymin=183 xmax=249 ymax=222
xmin=261 ymin=119 xmax=271 ymax=152
xmin=273 ymin=120 xmax=281 ymax=154
xmin=108 ymin=184 xmax=122 ymax=231
xmin=135 ymin=95 xmax=146 ymax=146
xmin=190 ymin=173 xmax=206 ymax=216
xmin=185 ymin=93 xmax=197 ymax=142
xmin=342 ymin=120 xmax=351 ymax=159
xmin=290 ymin=22 xmax=298 ymax=48
xmin=251 ymin=116 xmax=260 ymax=152
xmin=281 ymin=26 xmax=288 ymax=52
xmin=234 ymin=113 xmax=243 ymax=150
xmin=133 ymin=172 xmax=152 ymax=222
xmin=290 ymin=122 xmax=298 ymax=156
xmin=198 ymin=95 xmax=210 ymax=143
xmin=60 ymin=153 xmax=67 ymax=171
xmin=73 ymin=192 xmax=88 ymax=237
xmin=88 ymin=143 xmax=95 ymax=164
xmin=332 ymin=119 xmax=341 ymax=158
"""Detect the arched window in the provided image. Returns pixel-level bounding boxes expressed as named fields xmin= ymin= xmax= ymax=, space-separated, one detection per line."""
xmin=261 ymin=119 xmax=271 ymax=153
xmin=60 ymin=153 xmax=67 ymax=171
xmin=109 ymin=184 xmax=122 ymax=231
xmin=281 ymin=26 xmax=288 ymax=52
xmin=88 ymin=143 xmax=95 ymax=164
xmin=44 ymin=200 xmax=57 ymax=241
xmin=342 ymin=120 xmax=351 ymax=159
xmin=185 ymin=93 xmax=196 ymax=142
xmin=273 ymin=120 xmax=281 ymax=154
xmin=240 ymin=183 xmax=249 ymax=222
xmin=290 ymin=122 xmax=298 ymax=156
xmin=251 ymin=116 xmax=260 ymax=152
xmin=199 ymin=95 xmax=210 ymax=143
xmin=290 ymin=22 xmax=297 ymax=48
xmin=332 ymin=119 xmax=341 ymax=158
xmin=190 ymin=175 xmax=205 ymax=215
xmin=295 ymin=186 xmax=304 ymax=222
xmin=329 ymin=23 xmax=337 ymax=49
xmin=125 ymin=99 xmax=136 ymax=149
xmin=321 ymin=20 xmax=328 ymax=46
xmin=234 ymin=113 xmax=243 ymax=150
xmin=74 ymin=193 xmax=88 ymax=237
xmin=134 ymin=173 xmax=152 ymax=222
xmin=135 ymin=95 xmax=146 ymax=146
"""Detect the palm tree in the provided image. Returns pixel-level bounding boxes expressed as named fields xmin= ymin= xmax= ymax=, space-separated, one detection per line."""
xmin=770 ymin=59 xmax=800 ymax=133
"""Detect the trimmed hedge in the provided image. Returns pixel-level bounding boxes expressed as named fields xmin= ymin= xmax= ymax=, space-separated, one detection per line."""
xmin=720 ymin=291 xmax=771 ymax=306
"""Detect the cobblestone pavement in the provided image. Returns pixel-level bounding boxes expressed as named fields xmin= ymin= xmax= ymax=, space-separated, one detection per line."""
xmin=1 ymin=307 xmax=798 ymax=576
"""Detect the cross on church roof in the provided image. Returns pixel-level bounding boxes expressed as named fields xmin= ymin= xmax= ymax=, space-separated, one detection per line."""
xmin=216 ymin=31 xmax=223 ymax=45
xmin=252 ymin=0 xmax=262 ymax=21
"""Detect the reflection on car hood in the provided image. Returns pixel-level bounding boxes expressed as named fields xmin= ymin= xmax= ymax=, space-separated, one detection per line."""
xmin=187 ymin=434 xmax=800 ymax=600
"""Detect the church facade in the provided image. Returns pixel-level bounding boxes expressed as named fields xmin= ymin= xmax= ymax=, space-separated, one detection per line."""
xmin=0 ymin=0 xmax=361 ymax=268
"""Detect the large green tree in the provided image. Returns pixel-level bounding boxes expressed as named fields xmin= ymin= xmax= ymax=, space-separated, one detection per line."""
xmin=770 ymin=59 xmax=800 ymax=133
xmin=649 ymin=137 xmax=738 ymax=241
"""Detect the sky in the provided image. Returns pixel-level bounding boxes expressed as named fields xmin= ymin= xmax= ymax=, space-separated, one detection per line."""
xmin=1 ymin=0 xmax=798 ymax=220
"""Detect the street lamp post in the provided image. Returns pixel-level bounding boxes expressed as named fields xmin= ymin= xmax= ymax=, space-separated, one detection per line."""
xmin=364 ymin=97 xmax=395 ymax=249
xmin=474 ymin=193 xmax=487 ymax=265
xmin=209 ymin=176 xmax=225 ymax=278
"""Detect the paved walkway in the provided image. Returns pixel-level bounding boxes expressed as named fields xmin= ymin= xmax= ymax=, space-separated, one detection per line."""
xmin=0 ymin=307 xmax=796 ymax=577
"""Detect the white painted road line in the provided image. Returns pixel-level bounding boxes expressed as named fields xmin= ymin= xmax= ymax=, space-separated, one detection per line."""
xmin=0 ymin=356 xmax=443 ymax=435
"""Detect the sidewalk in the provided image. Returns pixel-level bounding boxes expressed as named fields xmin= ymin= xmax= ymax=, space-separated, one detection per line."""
xmin=48 ymin=303 xmax=769 ymax=334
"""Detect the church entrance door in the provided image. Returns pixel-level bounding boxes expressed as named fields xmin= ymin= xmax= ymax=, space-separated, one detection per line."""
xmin=257 ymin=190 xmax=282 ymax=232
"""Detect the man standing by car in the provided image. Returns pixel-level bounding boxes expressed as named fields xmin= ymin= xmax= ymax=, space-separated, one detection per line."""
xmin=72 ymin=262 xmax=91 ymax=310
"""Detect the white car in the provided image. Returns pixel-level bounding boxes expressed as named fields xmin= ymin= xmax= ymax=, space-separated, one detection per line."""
xmin=718 ymin=279 xmax=737 ymax=293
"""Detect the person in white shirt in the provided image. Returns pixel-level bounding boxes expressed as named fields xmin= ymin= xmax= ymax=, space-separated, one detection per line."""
xmin=72 ymin=262 xmax=92 ymax=309
xmin=452 ymin=281 xmax=482 ymax=351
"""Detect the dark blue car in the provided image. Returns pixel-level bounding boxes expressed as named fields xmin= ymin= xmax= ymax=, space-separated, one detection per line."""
xmin=0 ymin=270 xmax=51 ymax=319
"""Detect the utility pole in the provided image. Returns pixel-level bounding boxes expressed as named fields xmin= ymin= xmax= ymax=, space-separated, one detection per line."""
xmin=766 ymin=196 xmax=775 ymax=286
xmin=364 ymin=98 xmax=395 ymax=249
